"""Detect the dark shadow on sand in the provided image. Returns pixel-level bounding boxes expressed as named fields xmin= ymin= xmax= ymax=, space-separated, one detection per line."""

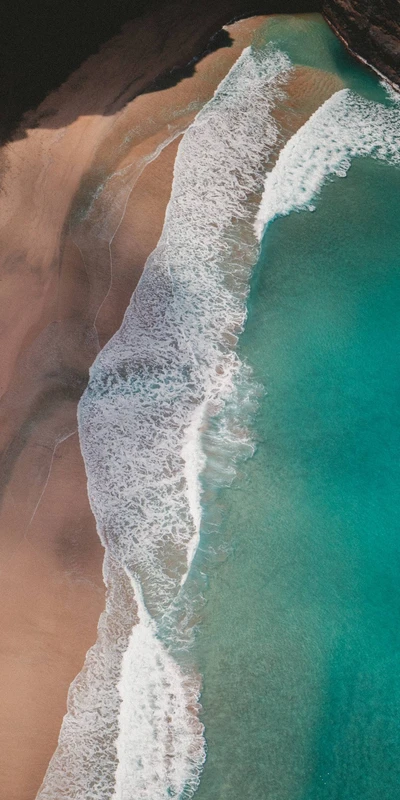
xmin=142 ymin=28 xmax=234 ymax=94
xmin=0 ymin=0 xmax=321 ymax=145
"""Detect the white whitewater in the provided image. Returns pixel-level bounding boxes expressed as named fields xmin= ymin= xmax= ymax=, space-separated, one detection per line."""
xmin=255 ymin=88 xmax=400 ymax=239
xmin=36 ymin=44 xmax=292 ymax=800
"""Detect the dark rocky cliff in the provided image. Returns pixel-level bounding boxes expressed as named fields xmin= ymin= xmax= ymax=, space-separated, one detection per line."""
xmin=323 ymin=0 xmax=400 ymax=88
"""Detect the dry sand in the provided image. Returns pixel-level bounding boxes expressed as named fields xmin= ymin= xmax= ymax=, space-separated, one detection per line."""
xmin=0 ymin=11 xmax=345 ymax=798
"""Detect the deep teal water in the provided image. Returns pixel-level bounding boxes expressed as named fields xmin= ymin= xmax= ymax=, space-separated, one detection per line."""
xmin=190 ymin=20 xmax=400 ymax=800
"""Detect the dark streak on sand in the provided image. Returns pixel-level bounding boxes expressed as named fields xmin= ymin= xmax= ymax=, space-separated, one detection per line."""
xmin=0 ymin=380 xmax=86 ymax=504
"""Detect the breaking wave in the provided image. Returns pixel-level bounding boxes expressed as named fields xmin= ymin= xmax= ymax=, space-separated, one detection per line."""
xmin=36 ymin=43 xmax=292 ymax=800
xmin=255 ymin=88 xmax=400 ymax=239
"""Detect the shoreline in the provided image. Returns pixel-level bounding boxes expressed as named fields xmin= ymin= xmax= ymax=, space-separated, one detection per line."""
xmin=50 ymin=15 xmax=347 ymax=798
xmin=0 ymin=11 xmax=351 ymax=797
xmin=0 ymin=15 xmax=270 ymax=799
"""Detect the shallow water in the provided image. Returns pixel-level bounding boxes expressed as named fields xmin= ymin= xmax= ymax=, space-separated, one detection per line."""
xmin=190 ymin=18 xmax=400 ymax=800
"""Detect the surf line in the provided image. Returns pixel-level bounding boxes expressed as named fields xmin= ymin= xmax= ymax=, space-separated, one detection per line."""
xmin=255 ymin=87 xmax=400 ymax=240
xmin=37 ymin=43 xmax=293 ymax=800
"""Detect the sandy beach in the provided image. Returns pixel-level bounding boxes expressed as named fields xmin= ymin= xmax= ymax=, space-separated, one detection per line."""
xmin=0 ymin=10 xmax=346 ymax=798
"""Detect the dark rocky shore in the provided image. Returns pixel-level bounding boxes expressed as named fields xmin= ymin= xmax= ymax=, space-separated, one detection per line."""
xmin=323 ymin=0 xmax=400 ymax=89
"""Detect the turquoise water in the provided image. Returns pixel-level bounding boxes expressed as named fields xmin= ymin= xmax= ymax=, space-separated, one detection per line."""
xmin=191 ymin=19 xmax=400 ymax=800
xmin=256 ymin=14 xmax=388 ymax=103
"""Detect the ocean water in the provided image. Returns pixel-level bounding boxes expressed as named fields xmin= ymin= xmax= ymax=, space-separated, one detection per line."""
xmin=190 ymin=19 xmax=400 ymax=800
xmin=36 ymin=14 xmax=400 ymax=800
xmin=193 ymin=155 xmax=400 ymax=800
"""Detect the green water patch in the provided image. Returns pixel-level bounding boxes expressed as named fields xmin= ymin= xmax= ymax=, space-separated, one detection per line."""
xmin=254 ymin=13 xmax=390 ymax=105
xmin=192 ymin=156 xmax=400 ymax=800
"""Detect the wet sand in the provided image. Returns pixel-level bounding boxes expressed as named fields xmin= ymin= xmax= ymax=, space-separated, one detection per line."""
xmin=0 ymin=15 xmax=270 ymax=800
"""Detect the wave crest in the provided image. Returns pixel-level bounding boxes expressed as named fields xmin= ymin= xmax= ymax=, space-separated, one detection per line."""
xmin=255 ymin=88 xmax=400 ymax=239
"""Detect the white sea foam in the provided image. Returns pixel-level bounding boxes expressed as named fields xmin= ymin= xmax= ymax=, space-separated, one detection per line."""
xmin=113 ymin=577 xmax=204 ymax=800
xmin=36 ymin=43 xmax=292 ymax=800
xmin=181 ymin=401 xmax=207 ymax=582
xmin=255 ymin=88 xmax=400 ymax=239
xmin=36 ymin=555 xmax=138 ymax=800
xmin=381 ymin=80 xmax=400 ymax=107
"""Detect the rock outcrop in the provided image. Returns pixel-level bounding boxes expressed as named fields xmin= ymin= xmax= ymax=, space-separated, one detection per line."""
xmin=323 ymin=0 xmax=400 ymax=89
